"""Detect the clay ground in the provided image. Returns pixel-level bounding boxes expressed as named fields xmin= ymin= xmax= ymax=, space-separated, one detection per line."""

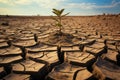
xmin=0 ymin=15 xmax=120 ymax=80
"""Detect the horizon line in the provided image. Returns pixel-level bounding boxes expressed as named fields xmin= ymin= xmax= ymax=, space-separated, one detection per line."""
xmin=0 ymin=13 xmax=120 ymax=16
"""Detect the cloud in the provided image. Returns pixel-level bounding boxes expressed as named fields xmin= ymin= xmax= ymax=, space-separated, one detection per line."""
xmin=0 ymin=0 xmax=68 ymax=15
xmin=66 ymin=3 xmax=96 ymax=9
xmin=0 ymin=0 xmax=67 ymax=8
xmin=0 ymin=0 xmax=119 ymax=15
xmin=1 ymin=0 xmax=119 ymax=9
xmin=66 ymin=0 xmax=120 ymax=9
xmin=0 ymin=7 xmax=17 ymax=15
xmin=34 ymin=0 xmax=67 ymax=8
xmin=15 ymin=0 xmax=33 ymax=5
xmin=111 ymin=0 xmax=120 ymax=4
xmin=96 ymin=1 xmax=120 ymax=8
xmin=0 ymin=0 xmax=32 ymax=5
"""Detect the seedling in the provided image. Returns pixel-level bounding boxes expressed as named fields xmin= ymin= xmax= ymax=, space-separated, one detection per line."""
xmin=52 ymin=8 xmax=69 ymax=34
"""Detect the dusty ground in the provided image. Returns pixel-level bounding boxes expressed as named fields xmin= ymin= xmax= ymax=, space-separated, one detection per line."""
xmin=0 ymin=15 xmax=120 ymax=42
xmin=0 ymin=14 xmax=120 ymax=80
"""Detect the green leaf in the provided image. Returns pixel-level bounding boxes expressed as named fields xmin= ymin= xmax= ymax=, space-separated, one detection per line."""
xmin=60 ymin=9 xmax=64 ymax=15
xmin=53 ymin=8 xmax=59 ymax=12
xmin=52 ymin=8 xmax=61 ymax=16
xmin=52 ymin=8 xmax=69 ymax=31
xmin=52 ymin=11 xmax=59 ymax=16
xmin=51 ymin=16 xmax=59 ymax=22
xmin=62 ymin=12 xmax=70 ymax=17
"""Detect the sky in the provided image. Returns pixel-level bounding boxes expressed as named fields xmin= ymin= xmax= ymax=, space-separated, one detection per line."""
xmin=0 ymin=0 xmax=120 ymax=16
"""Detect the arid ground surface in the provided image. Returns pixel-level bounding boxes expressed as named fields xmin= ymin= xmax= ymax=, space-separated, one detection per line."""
xmin=0 ymin=15 xmax=120 ymax=80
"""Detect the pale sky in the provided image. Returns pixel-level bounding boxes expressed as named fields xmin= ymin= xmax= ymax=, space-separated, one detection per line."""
xmin=0 ymin=0 xmax=120 ymax=16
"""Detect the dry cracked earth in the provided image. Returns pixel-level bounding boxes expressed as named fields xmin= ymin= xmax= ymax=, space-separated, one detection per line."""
xmin=0 ymin=15 xmax=120 ymax=80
